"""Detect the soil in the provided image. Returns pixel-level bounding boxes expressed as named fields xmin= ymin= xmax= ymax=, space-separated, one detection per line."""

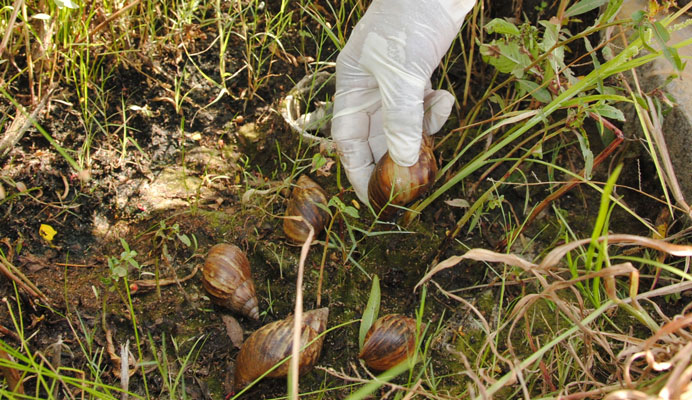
xmin=1 ymin=1 xmax=688 ymax=399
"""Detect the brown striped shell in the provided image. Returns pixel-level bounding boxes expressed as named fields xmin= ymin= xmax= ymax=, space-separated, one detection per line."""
xmin=367 ymin=136 xmax=437 ymax=220
xmin=201 ymin=244 xmax=259 ymax=320
xmin=283 ymin=175 xmax=330 ymax=243
xmin=234 ymin=307 xmax=329 ymax=391
xmin=358 ymin=314 xmax=423 ymax=371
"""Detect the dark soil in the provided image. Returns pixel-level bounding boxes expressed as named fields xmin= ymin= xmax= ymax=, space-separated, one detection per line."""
xmin=1 ymin=1 xmax=688 ymax=399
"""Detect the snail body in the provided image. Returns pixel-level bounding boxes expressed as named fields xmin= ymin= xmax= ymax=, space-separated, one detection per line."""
xmin=359 ymin=314 xmax=423 ymax=371
xmin=367 ymin=137 xmax=437 ymax=220
xmin=283 ymin=175 xmax=330 ymax=243
xmin=234 ymin=307 xmax=329 ymax=390
xmin=201 ymin=244 xmax=259 ymax=320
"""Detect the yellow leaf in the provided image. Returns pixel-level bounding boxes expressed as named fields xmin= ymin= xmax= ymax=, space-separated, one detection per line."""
xmin=39 ymin=224 xmax=57 ymax=242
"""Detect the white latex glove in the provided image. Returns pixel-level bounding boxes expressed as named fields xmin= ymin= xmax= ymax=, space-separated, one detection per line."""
xmin=331 ymin=0 xmax=476 ymax=204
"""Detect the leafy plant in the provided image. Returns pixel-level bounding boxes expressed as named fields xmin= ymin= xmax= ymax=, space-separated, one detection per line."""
xmin=105 ymin=238 xmax=140 ymax=285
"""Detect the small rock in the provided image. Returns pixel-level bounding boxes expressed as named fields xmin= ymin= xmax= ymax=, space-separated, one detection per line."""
xmin=238 ymin=122 xmax=262 ymax=142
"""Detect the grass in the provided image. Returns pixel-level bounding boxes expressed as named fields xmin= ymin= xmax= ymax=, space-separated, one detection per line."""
xmin=2 ymin=0 xmax=692 ymax=399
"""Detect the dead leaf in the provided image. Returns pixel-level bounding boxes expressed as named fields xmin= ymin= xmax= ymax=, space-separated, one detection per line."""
xmin=296 ymin=55 xmax=315 ymax=64
xmin=0 ymin=349 xmax=24 ymax=395
xmin=221 ymin=315 xmax=244 ymax=349
xmin=315 ymin=157 xmax=335 ymax=177
xmin=19 ymin=252 xmax=51 ymax=272
xmin=415 ymin=249 xmax=538 ymax=292
xmin=444 ymin=198 xmax=470 ymax=208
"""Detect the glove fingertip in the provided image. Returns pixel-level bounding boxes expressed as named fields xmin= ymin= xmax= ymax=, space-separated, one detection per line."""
xmin=343 ymin=164 xmax=374 ymax=206
xmin=423 ymin=89 xmax=455 ymax=135
xmin=389 ymin=143 xmax=421 ymax=167
xmin=353 ymin=177 xmax=371 ymax=206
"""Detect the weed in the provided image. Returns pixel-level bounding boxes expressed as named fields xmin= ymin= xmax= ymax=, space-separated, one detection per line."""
xmin=105 ymin=238 xmax=141 ymax=287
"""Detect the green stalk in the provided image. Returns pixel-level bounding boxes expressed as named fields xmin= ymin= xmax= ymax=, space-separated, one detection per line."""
xmin=414 ymin=32 xmax=692 ymax=216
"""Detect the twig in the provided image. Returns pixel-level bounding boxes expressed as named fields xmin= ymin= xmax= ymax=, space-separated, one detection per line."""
xmin=641 ymin=95 xmax=692 ymax=218
xmin=0 ymin=253 xmax=51 ymax=305
xmin=129 ymin=264 xmax=199 ymax=292
xmin=317 ymin=213 xmax=338 ymax=307
xmin=0 ymin=324 xmax=21 ymax=341
xmin=0 ymin=0 xmax=23 ymax=59
xmin=0 ymin=88 xmax=55 ymax=157
xmin=289 ymin=216 xmax=313 ymax=400
xmin=120 ymin=340 xmax=130 ymax=400
xmin=55 ymin=262 xmax=94 ymax=268
xmin=520 ymin=113 xmax=625 ymax=236
xmin=82 ymin=0 xmax=142 ymax=42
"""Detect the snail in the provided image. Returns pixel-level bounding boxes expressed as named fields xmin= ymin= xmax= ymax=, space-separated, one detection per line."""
xmin=359 ymin=314 xmax=423 ymax=371
xmin=367 ymin=136 xmax=437 ymax=220
xmin=234 ymin=307 xmax=329 ymax=391
xmin=283 ymin=175 xmax=330 ymax=243
xmin=201 ymin=243 xmax=259 ymax=320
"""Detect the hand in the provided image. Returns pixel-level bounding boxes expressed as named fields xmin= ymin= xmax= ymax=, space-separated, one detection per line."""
xmin=331 ymin=0 xmax=476 ymax=204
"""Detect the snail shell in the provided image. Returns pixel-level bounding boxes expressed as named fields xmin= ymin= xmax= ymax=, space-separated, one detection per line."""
xmin=201 ymin=244 xmax=259 ymax=320
xmin=283 ymin=175 xmax=330 ymax=243
xmin=367 ymin=136 xmax=437 ymax=220
xmin=358 ymin=314 xmax=423 ymax=371
xmin=234 ymin=307 xmax=329 ymax=391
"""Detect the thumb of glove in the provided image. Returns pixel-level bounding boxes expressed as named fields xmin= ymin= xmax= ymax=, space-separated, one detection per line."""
xmin=423 ymin=89 xmax=455 ymax=135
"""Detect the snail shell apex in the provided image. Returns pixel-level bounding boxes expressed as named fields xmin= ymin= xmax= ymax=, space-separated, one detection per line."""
xmin=234 ymin=307 xmax=329 ymax=391
xmin=358 ymin=314 xmax=422 ymax=371
xmin=201 ymin=244 xmax=259 ymax=320
xmin=283 ymin=175 xmax=330 ymax=243
xmin=367 ymin=137 xmax=437 ymax=220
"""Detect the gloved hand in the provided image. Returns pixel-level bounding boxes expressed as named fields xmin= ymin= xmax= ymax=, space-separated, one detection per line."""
xmin=331 ymin=0 xmax=476 ymax=204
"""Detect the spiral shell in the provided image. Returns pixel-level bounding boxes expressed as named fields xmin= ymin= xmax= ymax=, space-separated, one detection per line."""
xmin=358 ymin=314 xmax=423 ymax=371
xmin=234 ymin=307 xmax=329 ymax=390
xmin=201 ymin=244 xmax=259 ymax=320
xmin=367 ymin=137 xmax=437 ymax=220
xmin=283 ymin=175 xmax=330 ymax=243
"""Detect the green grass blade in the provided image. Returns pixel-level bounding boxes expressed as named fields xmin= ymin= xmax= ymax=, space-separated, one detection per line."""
xmin=358 ymin=275 xmax=380 ymax=350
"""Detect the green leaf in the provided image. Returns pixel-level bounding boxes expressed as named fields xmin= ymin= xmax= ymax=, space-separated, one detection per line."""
xmin=177 ymin=233 xmax=192 ymax=247
xmin=480 ymin=41 xmax=532 ymax=78
xmin=591 ymin=103 xmax=625 ymax=121
xmin=359 ymin=275 xmax=380 ymax=350
xmin=575 ymin=131 xmax=594 ymax=179
xmin=538 ymin=20 xmax=559 ymax=51
xmin=599 ymin=0 xmax=623 ymax=23
xmin=311 ymin=153 xmax=327 ymax=171
xmin=631 ymin=10 xmax=646 ymax=24
xmin=651 ymin=21 xmax=670 ymax=44
xmin=484 ymin=18 xmax=520 ymax=36
xmin=517 ymin=80 xmax=553 ymax=103
xmin=564 ymin=0 xmax=608 ymax=17
xmin=342 ymin=206 xmax=359 ymax=219
xmin=662 ymin=46 xmax=685 ymax=72
xmin=127 ymin=256 xmax=139 ymax=269
xmin=328 ymin=196 xmax=346 ymax=210
xmin=113 ymin=266 xmax=127 ymax=279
